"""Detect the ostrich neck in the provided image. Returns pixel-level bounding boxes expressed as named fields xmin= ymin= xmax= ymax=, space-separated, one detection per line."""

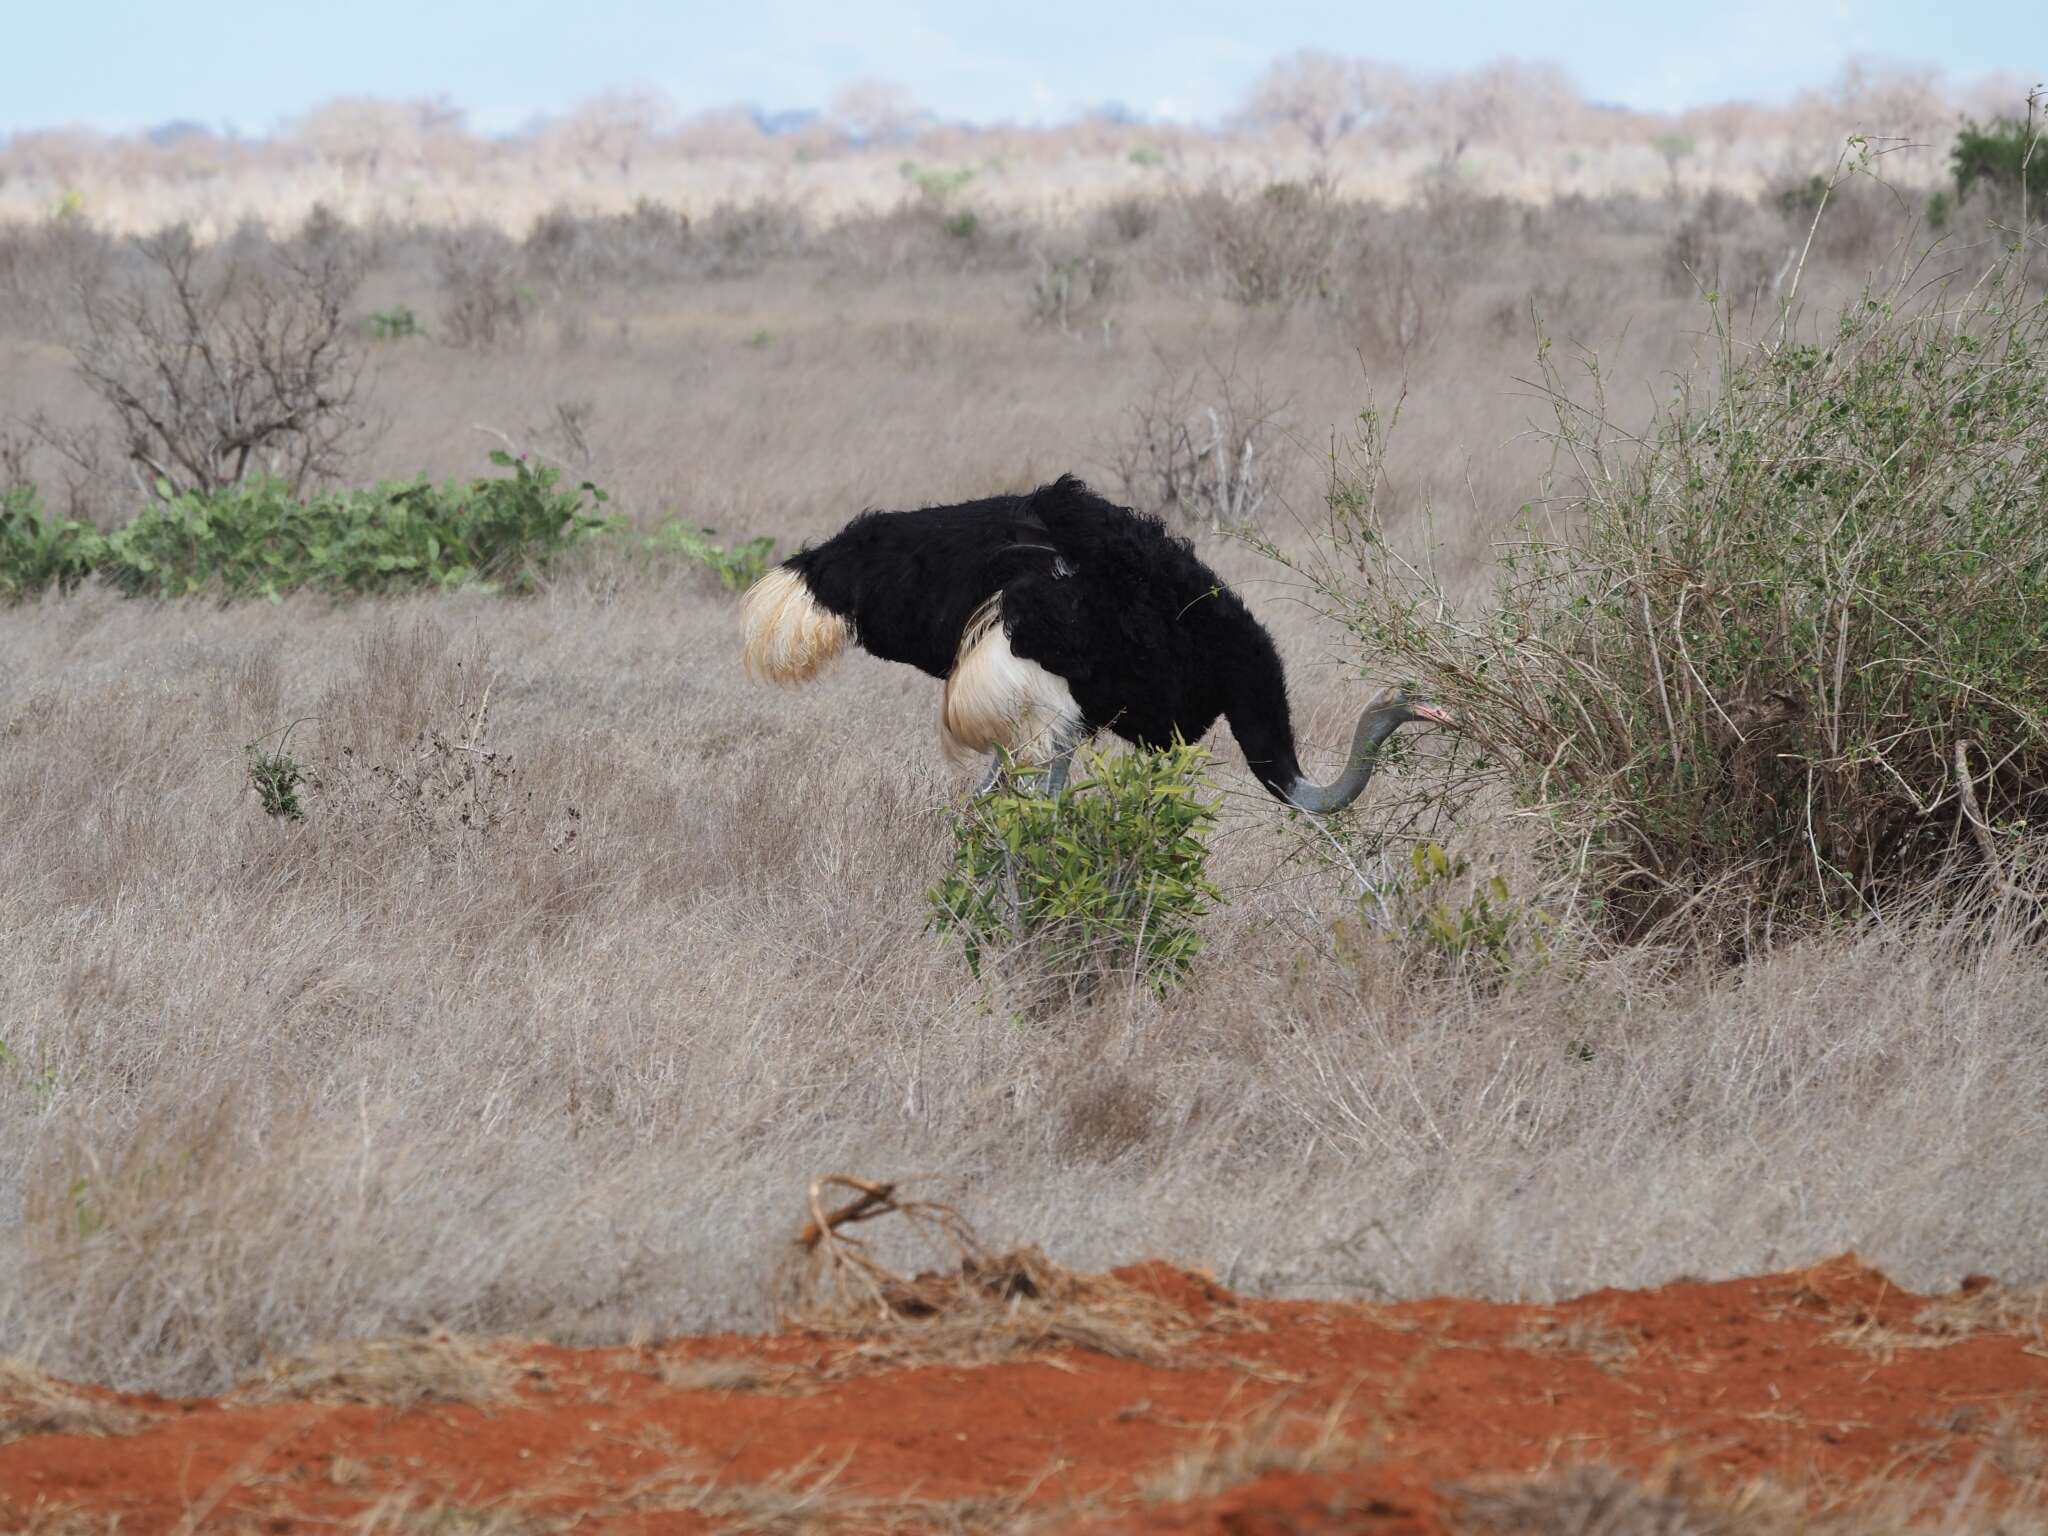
xmin=1281 ymin=707 xmax=1407 ymax=814
xmin=1210 ymin=602 xmax=1404 ymax=813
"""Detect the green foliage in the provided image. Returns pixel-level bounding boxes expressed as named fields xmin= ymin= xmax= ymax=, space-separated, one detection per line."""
xmin=1925 ymin=189 xmax=1953 ymax=232
xmin=1775 ymin=174 xmax=1830 ymax=216
xmin=0 ymin=455 xmax=611 ymax=602
xmin=901 ymin=162 xmax=975 ymax=205
xmin=0 ymin=484 xmax=104 ymax=599
xmin=1128 ymin=146 xmax=1165 ymax=169
xmin=1950 ymin=116 xmax=2040 ymax=205
xmin=1392 ymin=843 xmax=1549 ymax=980
xmin=744 ymin=328 xmax=773 ymax=349
xmin=643 ymin=521 xmax=778 ymax=592
xmin=0 ymin=1039 xmax=60 ymax=1111
xmin=246 ymin=721 xmax=311 ymax=821
xmin=943 ymin=209 xmax=980 ymax=240
xmin=365 ymin=303 xmax=426 ymax=340
xmin=1294 ymin=250 xmax=2048 ymax=945
xmin=927 ymin=742 xmax=1223 ymax=994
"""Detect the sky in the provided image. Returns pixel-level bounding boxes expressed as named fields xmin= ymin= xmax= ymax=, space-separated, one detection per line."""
xmin=7 ymin=0 xmax=2041 ymax=139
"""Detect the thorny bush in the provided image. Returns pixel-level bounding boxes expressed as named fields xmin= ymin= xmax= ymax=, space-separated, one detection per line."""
xmin=1282 ymin=247 xmax=2048 ymax=948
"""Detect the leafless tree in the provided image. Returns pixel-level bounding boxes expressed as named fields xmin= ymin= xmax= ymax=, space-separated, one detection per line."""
xmin=70 ymin=226 xmax=367 ymax=496
xmin=1237 ymin=50 xmax=1368 ymax=151
xmin=831 ymin=79 xmax=922 ymax=145
xmin=1107 ymin=353 xmax=1282 ymax=531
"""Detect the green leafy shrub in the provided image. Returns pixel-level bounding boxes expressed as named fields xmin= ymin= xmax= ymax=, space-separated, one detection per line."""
xmin=643 ymin=522 xmax=778 ymax=592
xmin=0 ymin=454 xmax=611 ymax=601
xmin=245 ymin=722 xmax=311 ymax=820
xmin=365 ymin=304 xmax=426 ymax=340
xmin=1294 ymin=252 xmax=2048 ymax=945
xmin=1333 ymin=842 xmax=1551 ymax=985
xmin=1949 ymin=115 xmax=2040 ymax=207
xmin=927 ymin=742 xmax=1223 ymax=994
xmin=0 ymin=485 xmax=103 ymax=599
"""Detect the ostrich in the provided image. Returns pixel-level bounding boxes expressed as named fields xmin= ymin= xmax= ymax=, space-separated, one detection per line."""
xmin=739 ymin=475 xmax=1453 ymax=810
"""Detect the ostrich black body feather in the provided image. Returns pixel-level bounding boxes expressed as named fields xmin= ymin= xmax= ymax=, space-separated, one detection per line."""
xmin=782 ymin=476 xmax=1312 ymax=796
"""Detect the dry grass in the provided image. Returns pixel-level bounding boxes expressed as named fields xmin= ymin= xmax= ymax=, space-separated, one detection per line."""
xmin=0 ymin=179 xmax=2044 ymax=1402
xmin=1139 ymin=1395 xmax=1376 ymax=1504
xmin=1501 ymin=1314 xmax=1639 ymax=1373
xmin=0 ymin=1359 xmax=146 ymax=1443
xmin=1449 ymin=1462 xmax=2048 ymax=1536
xmin=232 ymin=1330 xmax=523 ymax=1410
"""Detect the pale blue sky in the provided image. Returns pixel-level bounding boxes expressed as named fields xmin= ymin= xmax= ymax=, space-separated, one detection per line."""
xmin=9 ymin=0 xmax=2040 ymax=138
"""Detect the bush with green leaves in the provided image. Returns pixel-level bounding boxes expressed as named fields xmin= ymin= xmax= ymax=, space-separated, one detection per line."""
xmin=1289 ymin=250 xmax=2048 ymax=945
xmin=1333 ymin=841 xmax=1551 ymax=987
xmin=0 ymin=452 xmax=612 ymax=601
xmin=1949 ymin=114 xmax=2040 ymax=210
xmin=643 ymin=521 xmax=778 ymax=592
xmin=0 ymin=484 xmax=103 ymax=599
xmin=926 ymin=742 xmax=1223 ymax=994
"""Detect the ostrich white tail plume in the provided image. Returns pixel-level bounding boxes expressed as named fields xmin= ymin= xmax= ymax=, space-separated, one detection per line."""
xmin=941 ymin=595 xmax=1079 ymax=764
xmin=741 ymin=566 xmax=849 ymax=686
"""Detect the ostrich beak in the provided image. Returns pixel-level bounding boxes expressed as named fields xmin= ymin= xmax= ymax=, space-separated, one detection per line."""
xmin=1410 ymin=701 xmax=1458 ymax=728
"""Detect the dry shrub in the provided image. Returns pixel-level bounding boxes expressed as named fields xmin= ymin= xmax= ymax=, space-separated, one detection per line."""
xmin=0 ymin=216 xmax=112 ymax=336
xmin=1661 ymin=188 xmax=1792 ymax=302
xmin=776 ymin=1176 xmax=1214 ymax=1368
xmin=697 ymin=199 xmax=808 ymax=277
xmin=435 ymin=226 xmax=531 ymax=349
xmin=1305 ymin=242 xmax=2048 ymax=945
xmin=0 ymin=1358 xmax=146 ymax=1443
xmin=523 ymin=199 xmax=689 ymax=290
xmin=1343 ymin=180 xmax=1506 ymax=357
xmin=234 ymin=1329 xmax=520 ymax=1409
xmin=1107 ymin=352 xmax=1280 ymax=530
xmin=1177 ymin=174 xmax=1347 ymax=306
xmin=1090 ymin=193 xmax=1161 ymax=246
xmin=1024 ymin=246 xmax=1118 ymax=334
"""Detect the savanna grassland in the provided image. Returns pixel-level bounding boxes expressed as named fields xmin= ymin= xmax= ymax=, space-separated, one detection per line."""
xmin=2 ymin=85 xmax=2046 ymax=1445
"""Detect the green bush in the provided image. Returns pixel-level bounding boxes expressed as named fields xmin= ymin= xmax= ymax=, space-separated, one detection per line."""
xmin=642 ymin=522 xmax=778 ymax=592
xmin=0 ymin=453 xmax=611 ymax=601
xmin=1950 ymin=116 xmax=2040 ymax=207
xmin=1297 ymin=253 xmax=2048 ymax=944
xmin=927 ymin=742 xmax=1223 ymax=994
xmin=0 ymin=485 xmax=104 ymax=599
xmin=365 ymin=303 xmax=426 ymax=340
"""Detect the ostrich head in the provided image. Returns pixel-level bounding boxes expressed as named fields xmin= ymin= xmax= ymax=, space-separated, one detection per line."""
xmin=1282 ymin=685 xmax=1457 ymax=815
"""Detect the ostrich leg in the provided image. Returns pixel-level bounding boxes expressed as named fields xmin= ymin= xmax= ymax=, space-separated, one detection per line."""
xmin=1043 ymin=716 xmax=1088 ymax=797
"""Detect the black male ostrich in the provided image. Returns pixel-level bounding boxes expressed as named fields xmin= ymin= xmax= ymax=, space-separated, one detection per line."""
xmin=740 ymin=475 xmax=1452 ymax=810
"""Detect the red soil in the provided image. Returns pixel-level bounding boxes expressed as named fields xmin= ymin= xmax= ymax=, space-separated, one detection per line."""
xmin=4 ymin=1255 xmax=2044 ymax=1533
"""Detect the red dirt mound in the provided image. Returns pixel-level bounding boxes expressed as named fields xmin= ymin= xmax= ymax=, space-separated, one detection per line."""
xmin=3 ymin=1254 xmax=2044 ymax=1533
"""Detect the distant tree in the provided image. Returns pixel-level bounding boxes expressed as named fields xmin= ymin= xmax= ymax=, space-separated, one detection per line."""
xmin=1237 ymin=50 xmax=1366 ymax=150
xmin=551 ymin=88 xmax=675 ymax=178
xmin=291 ymin=97 xmax=465 ymax=177
xmin=830 ymin=80 xmax=922 ymax=145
